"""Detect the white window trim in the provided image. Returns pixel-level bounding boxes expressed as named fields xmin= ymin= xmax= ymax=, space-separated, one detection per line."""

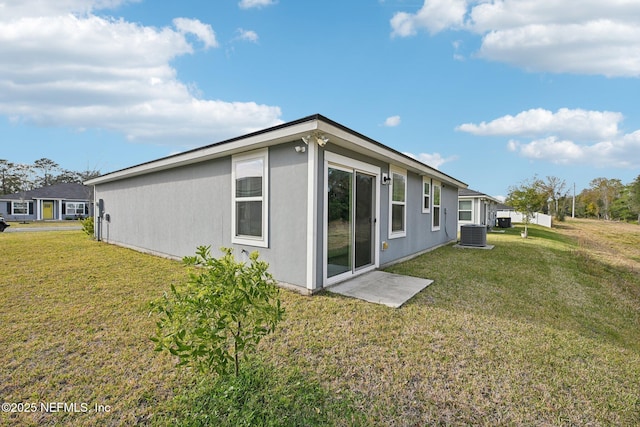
xmin=422 ymin=176 xmax=431 ymax=214
xmin=65 ymin=202 xmax=86 ymax=216
xmin=458 ymin=199 xmax=473 ymax=222
xmin=389 ymin=165 xmax=407 ymax=239
xmin=11 ymin=201 xmax=31 ymax=215
xmin=231 ymin=148 xmax=269 ymax=248
xmin=432 ymin=181 xmax=441 ymax=231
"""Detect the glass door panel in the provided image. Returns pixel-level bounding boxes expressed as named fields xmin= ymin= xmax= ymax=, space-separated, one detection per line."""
xmin=354 ymin=173 xmax=374 ymax=269
xmin=327 ymin=167 xmax=352 ymax=278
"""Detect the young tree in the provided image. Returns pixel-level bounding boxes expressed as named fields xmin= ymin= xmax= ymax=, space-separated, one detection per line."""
xmin=151 ymin=247 xmax=284 ymax=377
xmin=506 ymin=177 xmax=547 ymax=238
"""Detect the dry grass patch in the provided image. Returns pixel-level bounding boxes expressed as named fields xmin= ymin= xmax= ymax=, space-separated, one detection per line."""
xmin=559 ymin=218 xmax=640 ymax=273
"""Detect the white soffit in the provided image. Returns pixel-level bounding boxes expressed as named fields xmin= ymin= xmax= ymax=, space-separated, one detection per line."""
xmin=86 ymin=120 xmax=319 ymax=185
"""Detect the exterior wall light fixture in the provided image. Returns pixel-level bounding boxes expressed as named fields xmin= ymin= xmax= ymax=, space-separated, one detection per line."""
xmin=301 ymin=131 xmax=329 ymax=147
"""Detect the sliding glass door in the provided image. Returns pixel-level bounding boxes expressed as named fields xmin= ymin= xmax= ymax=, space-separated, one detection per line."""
xmin=327 ymin=166 xmax=375 ymax=280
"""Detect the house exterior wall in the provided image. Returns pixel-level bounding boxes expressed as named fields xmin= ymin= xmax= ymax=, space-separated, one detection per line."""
xmin=88 ymin=115 xmax=468 ymax=293
xmin=458 ymin=197 xmax=498 ymax=230
xmin=263 ymin=142 xmax=309 ymax=287
xmin=1 ymin=201 xmax=36 ymax=220
xmin=380 ymin=174 xmax=458 ymax=266
xmin=313 ymin=145 xmax=458 ymax=281
xmin=94 ymin=141 xmax=309 ymax=289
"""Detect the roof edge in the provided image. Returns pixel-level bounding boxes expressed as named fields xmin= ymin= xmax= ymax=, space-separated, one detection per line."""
xmin=86 ymin=114 xmax=467 ymax=189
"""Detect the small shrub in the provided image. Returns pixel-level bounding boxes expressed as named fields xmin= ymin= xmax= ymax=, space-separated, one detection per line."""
xmin=81 ymin=216 xmax=94 ymax=236
xmin=150 ymin=246 xmax=285 ymax=377
xmin=556 ymin=209 xmax=566 ymax=222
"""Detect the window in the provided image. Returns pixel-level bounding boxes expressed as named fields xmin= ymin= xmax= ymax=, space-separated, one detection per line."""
xmin=432 ymin=182 xmax=441 ymax=230
xmin=232 ymin=149 xmax=268 ymax=247
xmin=389 ymin=166 xmax=406 ymax=238
xmin=459 ymin=200 xmax=472 ymax=221
xmin=12 ymin=201 xmax=32 ymax=215
xmin=422 ymin=177 xmax=431 ymax=213
xmin=66 ymin=202 xmax=86 ymax=216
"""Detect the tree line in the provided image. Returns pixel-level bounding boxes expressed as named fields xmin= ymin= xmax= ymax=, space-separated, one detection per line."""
xmin=506 ymin=175 xmax=640 ymax=223
xmin=0 ymin=158 xmax=100 ymax=195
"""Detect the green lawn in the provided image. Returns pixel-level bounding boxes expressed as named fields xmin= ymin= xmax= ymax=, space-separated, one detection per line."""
xmin=1 ymin=221 xmax=639 ymax=426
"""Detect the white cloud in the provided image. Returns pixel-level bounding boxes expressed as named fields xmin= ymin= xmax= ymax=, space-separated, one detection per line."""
xmin=383 ymin=115 xmax=401 ymax=127
xmin=0 ymin=1 xmax=283 ymax=145
xmin=508 ymin=135 xmax=640 ymax=168
xmin=0 ymin=0 xmax=139 ymax=19
xmin=173 ymin=18 xmax=218 ymax=49
xmin=457 ymin=108 xmax=622 ymax=141
xmin=404 ymin=151 xmax=458 ymax=169
xmin=461 ymin=108 xmax=640 ymax=168
xmin=391 ymin=0 xmax=467 ymax=37
xmin=452 ymin=40 xmax=465 ymax=61
xmin=391 ymin=0 xmax=640 ymax=77
xmin=238 ymin=0 xmax=277 ymax=10
xmin=236 ymin=28 xmax=259 ymax=43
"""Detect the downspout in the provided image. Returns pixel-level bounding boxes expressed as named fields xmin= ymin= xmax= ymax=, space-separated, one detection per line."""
xmin=444 ymin=206 xmax=449 ymax=239
xmin=94 ymin=187 xmax=102 ymax=242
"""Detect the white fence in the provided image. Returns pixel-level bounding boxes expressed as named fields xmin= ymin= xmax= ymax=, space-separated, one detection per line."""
xmin=496 ymin=210 xmax=552 ymax=228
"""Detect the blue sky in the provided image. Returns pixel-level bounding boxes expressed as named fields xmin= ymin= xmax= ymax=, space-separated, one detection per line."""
xmin=2 ymin=0 xmax=640 ymax=200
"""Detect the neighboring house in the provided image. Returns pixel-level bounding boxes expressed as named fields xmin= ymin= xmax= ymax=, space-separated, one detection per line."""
xmin=86 ymin=114 xmax=467 ymax=294
xmin=458 ymin=188 xmax=500 ymax=230
xmin=0 ymin=182 xmax=93 ymax=221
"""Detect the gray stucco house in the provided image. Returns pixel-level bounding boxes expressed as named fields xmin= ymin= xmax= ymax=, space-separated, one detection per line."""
xmin=0 ymin=182 xmax=93 ymax=221
xmin=86 ymin=114 xmax=467 ymax=293
xmin=457 ymin=188 xmax=500 ymax=231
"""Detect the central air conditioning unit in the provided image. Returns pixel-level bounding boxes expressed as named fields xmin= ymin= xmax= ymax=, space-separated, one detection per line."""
xmin=460 ymin=224 xmax=487 ymax=247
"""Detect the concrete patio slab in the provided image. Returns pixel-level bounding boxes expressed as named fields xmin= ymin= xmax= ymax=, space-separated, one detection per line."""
xmin=452 ymin=244 xmax=495 ymax=250
xmin=326 ymin=270 xmax=433 ymax=308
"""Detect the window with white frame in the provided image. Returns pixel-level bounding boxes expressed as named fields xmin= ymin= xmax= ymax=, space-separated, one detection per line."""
xmin=459 ymin=200 xmax=472 ymax=221
xmin=422 ymin=177 xmax=431 ymax=213
xmin=232 ymin=149 xmax=268 ymax=247
xmin=432 ymin=182 xmax=441 ymax=230
xmin=389 ymin=166 xmax=406 ymax=238
xmin=66 ymin=202 xmax=86 ymax=216
xmin=12 ymin=201 xmax=31 ymax=215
